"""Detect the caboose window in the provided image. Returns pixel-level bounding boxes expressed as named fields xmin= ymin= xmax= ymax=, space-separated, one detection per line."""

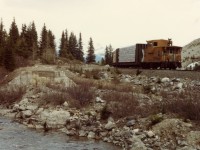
xmin=153 ymin=42 xmax=157 ymax=46
xmin=170 ymin=49 xmax=173 ymax=54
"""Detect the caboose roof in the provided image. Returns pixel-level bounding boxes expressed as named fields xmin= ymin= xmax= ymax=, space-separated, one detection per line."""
xmin=147 ymin=39 xmax=168 ymax=43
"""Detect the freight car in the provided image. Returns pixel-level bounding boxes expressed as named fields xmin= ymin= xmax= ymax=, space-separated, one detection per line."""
xmin=112 ymin=39 xmax=182 ymax=69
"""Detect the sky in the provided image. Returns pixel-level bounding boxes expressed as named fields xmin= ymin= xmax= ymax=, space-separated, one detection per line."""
xmin=1 ymin=0 xmax=200 ymax=56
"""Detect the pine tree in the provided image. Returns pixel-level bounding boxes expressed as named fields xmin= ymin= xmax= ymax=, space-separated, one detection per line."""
xmin=105 ymin=46 xmax=109 ymax=64
xmin=108 ymin=45 xmax=113 ymax=65
xmin=104 ymin=45 xmax=113 ymax=65
xmin=18 ymin=24 xmax=29 ymax=58
xmin=86 ymin=37 xmax=95 ymax=63
xmin=4 ymin=38 xmax=16 ymax=71
xmin=100 ymin=57 xmax=105 ymax=65
xmin=78 ymin=33 xmax=84 ymax=61
xmin=9 ymin=19 xmax=20 ymax=56
xmin=9 ymin=18 xmax=19 ymax=44
xmin=68 ymin=32 xmax=78 ymax=59
xmin=0 ymin=19 xmax=7 ymax=66
xmin=26 ymin=22 xmax=38 ymax=60
xmin=59 ymin=31 xmax=66 ymax=57
xmin=39 ymin=24 xmax=48 ymax=57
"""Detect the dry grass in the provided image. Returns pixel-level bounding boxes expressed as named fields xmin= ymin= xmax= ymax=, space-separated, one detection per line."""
xmin=102 ymin=91 xmax=139 ymax=119
xmin=66 ymin=83 xmax=95 ymax=108
xmin=150 ymin=87 xmax=200 ymax=121
xmin=40 ymin=79 xmax=95 ymax=108
xmin=0 ymin=67 xmax=9 ymax=85
xmin=0 ymin=86 xmax=26 ymax=107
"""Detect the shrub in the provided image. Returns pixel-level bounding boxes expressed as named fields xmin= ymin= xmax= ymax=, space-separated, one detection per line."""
xmin=0 ymin=67 xmax=8 ymax=85
xmin=84 ymin=69 xmax=100 ymax=79
xmin=40 ymin=91 xmax=70 ymax=106
xmin=0 ymin=86 xmax=26 ymax=107
xmin=154 ymin=87 xmax=200 ymax=121
xmin=102 ymin=91 xmax=139 ymax=119
xmin=66 ymin=83 xmax=95 ymax=108
xmin=149 ymin=113 xmax=164 ymax=126
xmin=136 ymin=69 xmax=142 ymax=76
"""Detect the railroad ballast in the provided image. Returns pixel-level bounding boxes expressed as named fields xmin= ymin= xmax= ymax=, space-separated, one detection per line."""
xmin=112 ymin=39 xmax=182 ymax=69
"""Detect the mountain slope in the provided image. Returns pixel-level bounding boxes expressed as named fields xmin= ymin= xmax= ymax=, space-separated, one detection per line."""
xmin=182 ymin=38 xmax=200 ymax=68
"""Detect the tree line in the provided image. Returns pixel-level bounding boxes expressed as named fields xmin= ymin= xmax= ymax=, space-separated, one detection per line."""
xmin=0 ymin=19 xmax=96 ymax=71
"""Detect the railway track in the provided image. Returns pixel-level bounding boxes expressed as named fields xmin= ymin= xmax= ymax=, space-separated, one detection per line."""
xmin=118 ymin=68 xmax=200 ymax=80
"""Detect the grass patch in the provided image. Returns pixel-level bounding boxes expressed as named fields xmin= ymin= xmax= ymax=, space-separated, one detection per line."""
xmin=0 ymin=86 xmax=26 ymax=107
xmin=102 ymin=91 xmax=139 ymax=119
xmin=150 ymin=87 xmax=200 ymax=121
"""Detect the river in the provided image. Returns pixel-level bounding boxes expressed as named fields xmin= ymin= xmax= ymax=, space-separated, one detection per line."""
xmin=0 ymin=117 xmax=120 ymax=150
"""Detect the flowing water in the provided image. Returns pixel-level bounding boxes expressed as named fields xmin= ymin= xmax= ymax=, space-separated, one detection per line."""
xmin=0 ymin=117 xmax=120 ymax=150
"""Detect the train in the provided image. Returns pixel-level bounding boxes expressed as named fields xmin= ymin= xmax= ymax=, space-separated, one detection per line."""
xmin=112 ymin=39 xmax=182 ymax=69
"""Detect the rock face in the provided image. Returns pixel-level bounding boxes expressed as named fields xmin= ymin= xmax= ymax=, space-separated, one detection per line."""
xmin=8 ymin=65 xmax=75 ymax=87
xmin=182 ymin=38 xmax=200 ymax=68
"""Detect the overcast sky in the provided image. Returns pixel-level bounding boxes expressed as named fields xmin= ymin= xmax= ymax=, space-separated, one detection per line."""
xmin=1 ymin=0 xmax=200 ymax=55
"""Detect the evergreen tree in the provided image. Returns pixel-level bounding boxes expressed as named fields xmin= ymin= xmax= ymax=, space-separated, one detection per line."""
xmin=68 ymin=32 xmax=78 ymax=59
xmin=18 ymin=24 xmax=29 ymax=58
xmin=4 ymin=38 xmax=16 ymax=71
xmin=100 ymin=57 xmax=105 ymax=65
xmin=105 ymin=46 xmax=109 ymax=64
xmin=0 ymin=19 xmax=7 ymax=66
xmin=59 ymin=31 xmax=66 ymax=57
xmin=45 ymin=30 xmax=56 ymax=63
xmin=104 ymin=45 xmax=113 ymax=65
xmin=26 ymin=22 xmax=38 ymax=59
xmin=39 ymin=24 xmax=48 ymax=57
xmin=78 ymin=33 xmax=84 ymax=61
xmin=108 ymin=44 xmax=113 ymax=65
xmin=9 ymin=19 xmax=20 ymax=55
xmin=86 ymin=37 xmax=95 ymax=63
xmin=9 ymin=18 xmax=19 ymax=44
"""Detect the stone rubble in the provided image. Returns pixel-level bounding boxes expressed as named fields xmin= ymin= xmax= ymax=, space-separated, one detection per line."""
xmin=1 ymin=66 xmax=200 ymax=150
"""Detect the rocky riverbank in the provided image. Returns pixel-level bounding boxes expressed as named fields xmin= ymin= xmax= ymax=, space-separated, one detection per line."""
xmin=1 ymin=65 xmax=200 ymax=150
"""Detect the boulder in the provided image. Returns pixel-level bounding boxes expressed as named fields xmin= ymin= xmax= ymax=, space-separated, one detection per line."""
xmin=39 ymin=109 xmax=70 ymax=128
xmin=87 ymin=131 xmax=96 ymax=139
xmin=129 ymin=135 xmax=147 ymax=150
xmin=161 ymin=77 xmax=170 ymax=83
xmin=96 ymin=97 xmax=105 ymax=103
xmin=79 ymin=130 xmax=88 ymax=137
xmin=146 ymin=130 xmax=155 ymax=138
xmin=105 ymin=121 xmax=116 ymax=130
xmin=22 ymin=110 xmax=33 ymax=118
xmin=126 ymin=120 xmax=136 ymax=127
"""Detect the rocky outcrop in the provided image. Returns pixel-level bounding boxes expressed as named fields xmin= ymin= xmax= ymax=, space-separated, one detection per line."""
xmin=182 ymin=38 xmax=200 ymax=68
xmin=1 ymin=65 xmax=200 ymax=150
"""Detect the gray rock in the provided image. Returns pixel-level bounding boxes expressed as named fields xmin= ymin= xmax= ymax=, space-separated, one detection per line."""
xmin=126 ymin=120 xmax=136 ymax=127
xmin=26 ymin=105 xmax=38 ymax=111
xmin=22 ymin=110 xmax=33 ymax=118
xmin=129 ymin=135 xmax=147 ymax=150
xmin=161 ymin=77 xmax=170 ymax=83
xmin=87 ymin=131 xmax=95 ymax=139
xmin=105 ymin=121 xmax=116 ymax=130
xmin=39 ymin=109 xmax=70 ymax=129
xmin=96 ymin=97 xmax=105 ymax=103
xmin=79 ymin=130 xmax=87 ymax=137
xmin=146 ymin=130 xmax=155 ymax=138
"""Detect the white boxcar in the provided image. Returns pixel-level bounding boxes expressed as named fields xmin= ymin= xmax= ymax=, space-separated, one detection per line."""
xmin=118 ymin=45 xmax=136 ymax=63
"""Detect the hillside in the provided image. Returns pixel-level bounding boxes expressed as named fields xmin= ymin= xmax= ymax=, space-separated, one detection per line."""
xmin=0 ymin=64 xmax=200 ymax=149
xmin=182 ymin=38 xmax=200 ymax=68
